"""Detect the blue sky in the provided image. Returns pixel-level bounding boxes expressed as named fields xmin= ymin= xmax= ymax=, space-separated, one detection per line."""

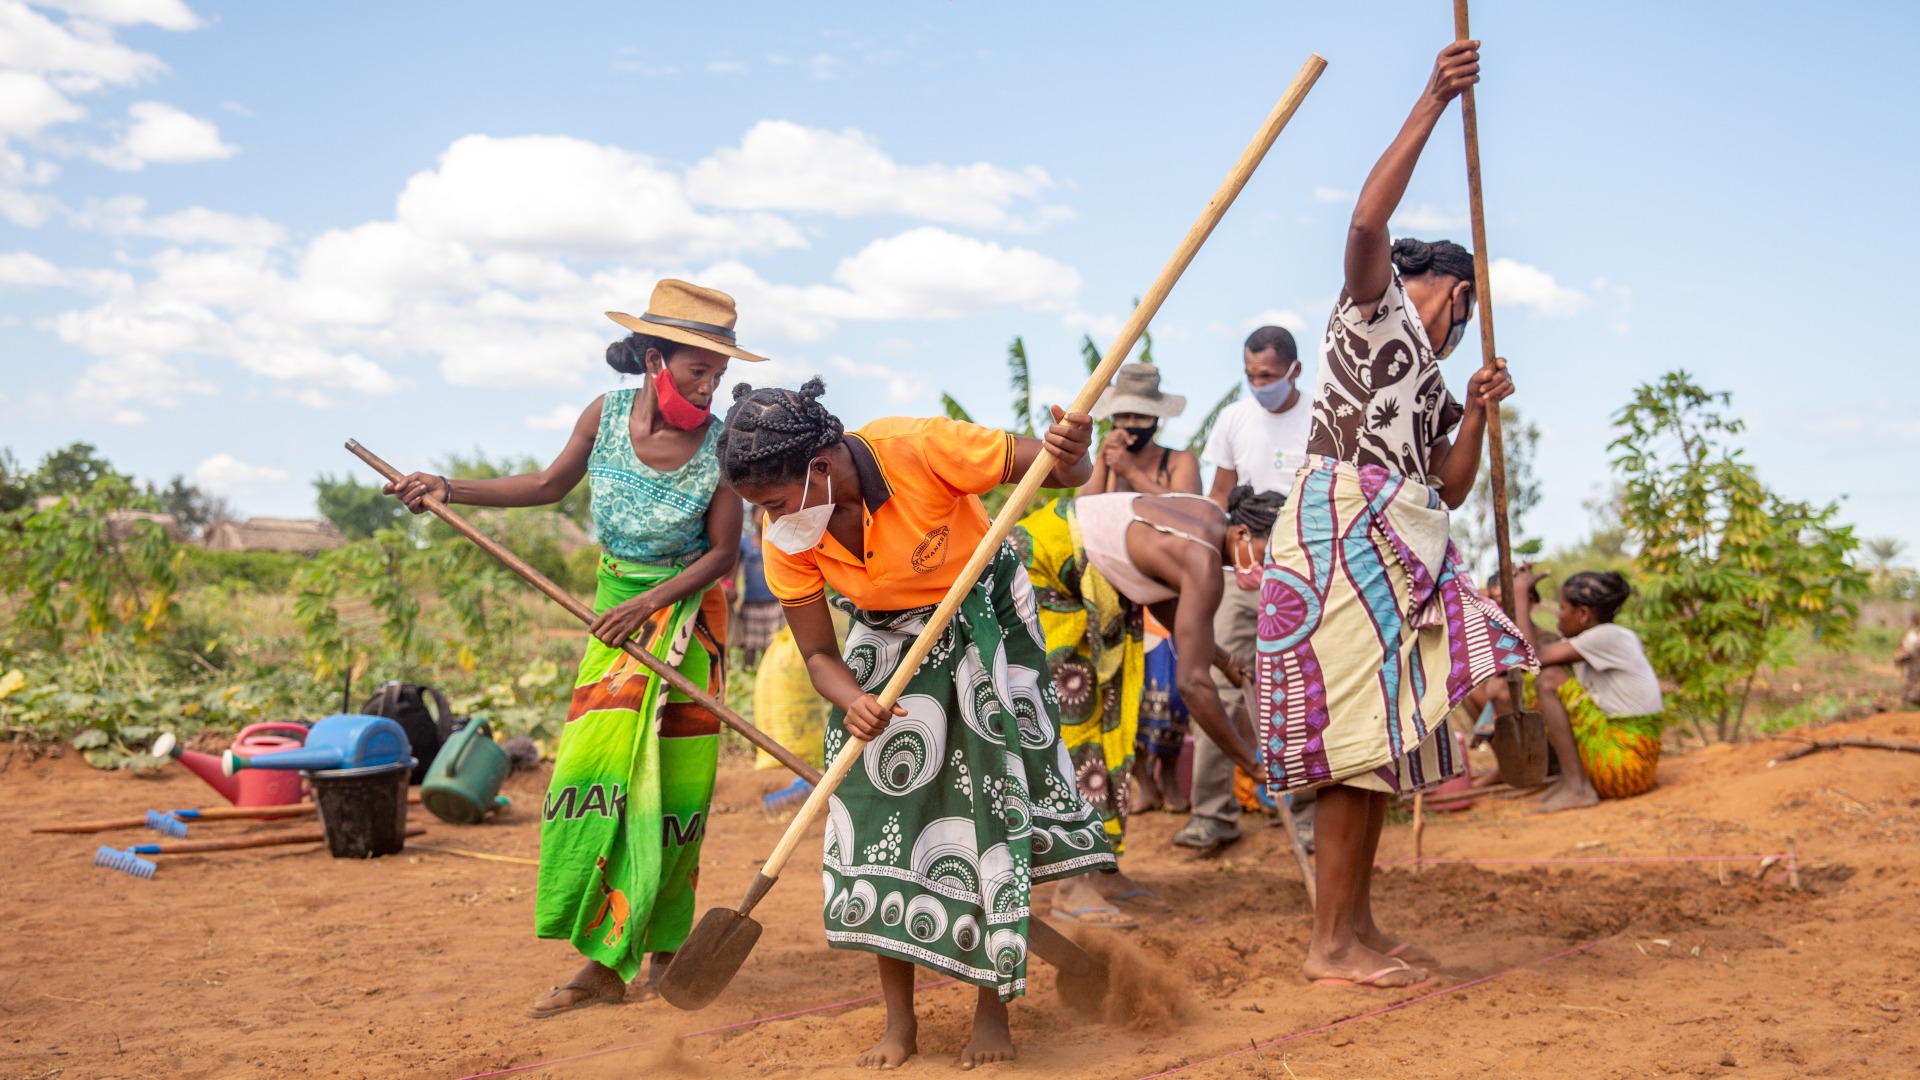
xmin=1 ymin=0 xmax=1915 ymax=557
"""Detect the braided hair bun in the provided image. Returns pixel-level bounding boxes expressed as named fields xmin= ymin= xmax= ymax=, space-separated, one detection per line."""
xmin=1390 ymin=238 xmax=1475 ymax=283
xmin=1226 ymin=484 xmax=1286 ymax=537
xmin=1560 ymin=570 xmax=1632 ymax=624
xmin=718 ymin=377 xmax=846 ymax=486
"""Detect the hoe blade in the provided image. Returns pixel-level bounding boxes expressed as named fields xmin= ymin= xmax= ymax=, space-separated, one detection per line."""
xmin=658 ymin=906 xmax=763 ymax=1011
xmin=1491 ymin=709 xmax=1549 ymax=788
xmin=1027 ymin=916 xmax=1093 ymax=977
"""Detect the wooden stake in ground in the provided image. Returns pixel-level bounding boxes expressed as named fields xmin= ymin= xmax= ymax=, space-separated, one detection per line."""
xmin=1276 ymin=797 xmax=1317 ymax=908
xmin=1412 ymin=791 xmax=1426 ymax=871
xmin=1767 ymin=736 xmax=1920 ymax=765
xmin=347 ymin=440 xmax=821 ymax=786
xmin=657 ymin=52 xmax=1331 ymax=1012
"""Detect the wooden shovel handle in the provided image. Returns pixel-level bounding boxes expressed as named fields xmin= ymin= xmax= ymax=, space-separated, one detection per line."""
xmin=346 ymin=440 xmax=822 ymax=785
xmin=1454 ymin=0 xmax=1528 ymax=713
xmin=143 ymin=826 xmax=424 ymax=854
xmin=748 ymin=54 xmax=1330 ymax=892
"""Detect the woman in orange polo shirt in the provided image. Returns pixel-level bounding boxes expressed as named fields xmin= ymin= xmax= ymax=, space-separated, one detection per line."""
xmin=719 ymin=377 xmax=1111 ymax=1070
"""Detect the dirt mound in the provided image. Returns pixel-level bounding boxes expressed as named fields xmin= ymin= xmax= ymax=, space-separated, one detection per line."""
xmin=3 ymin=712 xmax=1917 ymax=1077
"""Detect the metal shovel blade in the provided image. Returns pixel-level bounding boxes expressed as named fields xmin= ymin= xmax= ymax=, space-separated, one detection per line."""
xmin=1491 ymin=709 xmax=1550 ymax=788
xmin=1027 ymin=916 xmax=1092 ymax=977
xmin=658 ymin=905 xmax=763 ymax=1011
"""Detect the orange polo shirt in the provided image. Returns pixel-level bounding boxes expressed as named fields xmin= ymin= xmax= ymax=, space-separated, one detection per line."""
xmin=764 ymin=416 xmax=1017 ymax=612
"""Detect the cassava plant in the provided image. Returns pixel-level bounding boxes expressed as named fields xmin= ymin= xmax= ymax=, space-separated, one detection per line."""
xmin=1610 ymin=372 xmax=1864 ymax=742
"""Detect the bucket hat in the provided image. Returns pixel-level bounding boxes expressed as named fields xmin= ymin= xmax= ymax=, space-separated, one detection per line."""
xmin=1092 ymin=362 xmax=1186 ymax=419
xmin=606 ymin=279 xmax=767 ymax=363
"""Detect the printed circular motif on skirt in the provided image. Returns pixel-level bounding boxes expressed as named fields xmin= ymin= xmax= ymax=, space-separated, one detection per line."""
xmin=1049 ymin=649 xmax=1096 ymax=721
xmin=843 ymin=621 xmax=904 ymax=692
xmin=910 ymin=816 xmax=982 ymax=894
xmin=880 ymin=890 xmax=906 ymax=927
xmin=1006 ymin=562 xmax=1047 ymax=648
xmin=955 ymin=642 xmax=1012 ymax=745
xmin=842 ymin=880 xmax=879 ymax=926
xmin=980 ymin=843 xmax=1018 ymax=916
xmin=1256 ymin=566 xmax=1323 ymax=654
xmin=823 ymin=796 xmax=856 ymax=870
xmin=1003 ymin=662 xmax=1054 ymax=749
xmin=906 ymin=895 xmax=949 ymax=943
xmin=988 ymin=929 xmax=1028 ymax=977
xmin=952 ymin=914 xmax=981 ymax=952
xmin=863 ymin=693 xmax=948 ymax=795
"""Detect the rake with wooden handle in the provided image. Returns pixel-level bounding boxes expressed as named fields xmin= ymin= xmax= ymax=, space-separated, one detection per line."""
xmin=346 ymin=439 xmax=822 ymax=786
xmin=1455 ymin=0 xmax=1547 ymax=786
xmin=657 ymin=52 xmax=1329 ymax=1012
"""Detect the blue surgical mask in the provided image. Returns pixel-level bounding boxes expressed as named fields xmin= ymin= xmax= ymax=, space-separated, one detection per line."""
xmin=1250 ymin=368 xmax=1296 ymax=411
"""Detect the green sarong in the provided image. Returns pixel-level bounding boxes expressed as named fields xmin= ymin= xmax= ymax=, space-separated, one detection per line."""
xmin=822 ymin=543 xmax=1115 ymax=1001
xmin=535 ymin=554 xmax=722 ymax=980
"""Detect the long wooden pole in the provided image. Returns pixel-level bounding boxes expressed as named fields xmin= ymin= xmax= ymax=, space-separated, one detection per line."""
xmin=745 ymin=54 xmax=1329 ymax=891
xmin=1454 ymin=0 xmax=1525 ymax=716
xmin=345 ymin=440 xmax=822 ymax=785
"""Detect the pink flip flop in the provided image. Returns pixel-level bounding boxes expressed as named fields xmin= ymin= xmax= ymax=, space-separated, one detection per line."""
xmin=1310 ymin=959 xmax=1436 ymax=990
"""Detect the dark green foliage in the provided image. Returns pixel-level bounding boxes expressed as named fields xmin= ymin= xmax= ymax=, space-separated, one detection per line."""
xmin=313 ymin=472 xmax=409 ymax=540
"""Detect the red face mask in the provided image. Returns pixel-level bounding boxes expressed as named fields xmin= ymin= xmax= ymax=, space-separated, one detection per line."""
xmin=652 ymin=363 xmax=710 ymax=430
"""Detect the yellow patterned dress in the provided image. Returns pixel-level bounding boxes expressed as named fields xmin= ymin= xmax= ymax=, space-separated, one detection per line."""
xmin=1011 ymin=498 xmax=1144 ymax=852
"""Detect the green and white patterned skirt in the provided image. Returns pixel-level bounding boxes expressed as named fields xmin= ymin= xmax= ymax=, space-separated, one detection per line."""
xmin=821 ymin=543 xmax=1115 ymax=1000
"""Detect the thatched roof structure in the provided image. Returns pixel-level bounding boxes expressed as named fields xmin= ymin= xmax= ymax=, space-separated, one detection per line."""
xmin=202 ymin=517 xmax=347 ymax=554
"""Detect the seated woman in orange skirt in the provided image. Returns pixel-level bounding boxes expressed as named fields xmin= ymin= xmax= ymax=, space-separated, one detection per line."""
xmin=1508 ymin=568 xmax=1665 ymax=813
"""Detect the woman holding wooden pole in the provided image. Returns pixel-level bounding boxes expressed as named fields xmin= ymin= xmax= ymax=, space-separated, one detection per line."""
xmin=384 ymin=280 xmax=758 ymax=1017
xmin=1250 ymin=39 xmax=1535 ymax=989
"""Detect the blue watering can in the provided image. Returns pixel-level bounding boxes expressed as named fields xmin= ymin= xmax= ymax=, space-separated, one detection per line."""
xmin=223 ymin=714 xmax=411 ymax=775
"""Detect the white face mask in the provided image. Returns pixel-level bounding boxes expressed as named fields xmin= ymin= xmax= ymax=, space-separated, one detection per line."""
xmin=764 ymin=468 xmax=833 ymax=555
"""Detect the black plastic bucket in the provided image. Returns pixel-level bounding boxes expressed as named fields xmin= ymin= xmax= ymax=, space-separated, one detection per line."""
xmin=308 ymin=757 xmax=416 ymax=858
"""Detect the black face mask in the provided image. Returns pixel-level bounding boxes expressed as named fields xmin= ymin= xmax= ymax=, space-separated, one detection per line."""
xmin=1119 ymin=420 xmax=1159 ymax=452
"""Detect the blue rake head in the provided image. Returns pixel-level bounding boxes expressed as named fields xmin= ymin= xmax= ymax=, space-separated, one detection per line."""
xmin=94 ymin=846 xmax=157 ymax=879
xmin=762 ymin=777 xmax=814 ymax=819
xmin=145 ymin=810 xmax=189 ymax=837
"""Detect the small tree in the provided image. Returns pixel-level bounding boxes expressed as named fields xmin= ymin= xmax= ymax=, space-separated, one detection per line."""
xmin=1611 ymin=372 xmax=1864 ymax=742
xmin=0 ymin=476 xmax=179 ymax=647
xmin=314 ymin=472 xmax=410 ymax=540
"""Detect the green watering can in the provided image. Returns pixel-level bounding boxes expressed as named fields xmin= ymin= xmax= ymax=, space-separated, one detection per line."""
xmin=421 ymin=718 xmax=512 ymax=825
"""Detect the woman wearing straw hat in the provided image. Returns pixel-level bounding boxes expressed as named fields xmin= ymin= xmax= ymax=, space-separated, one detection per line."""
xmin=385 ymin=279 xmax=764 ymax=1016
xmin=1086 ymin=362 xmax=1202 ymax=497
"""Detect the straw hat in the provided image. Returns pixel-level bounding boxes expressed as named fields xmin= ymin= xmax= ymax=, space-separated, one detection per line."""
xmin=1091 ymin=363 xmax=1186 ymax=419
xmin=606 ymin=279 xmax=767 ymax=363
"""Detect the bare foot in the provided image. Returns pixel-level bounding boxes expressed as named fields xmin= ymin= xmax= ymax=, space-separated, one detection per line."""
xmin=1303 ymin=942 xmax=1429 ymax=988
xmin=1155 ymin=763 xmax=1190 ymax=814
xmin=1528 ymin=778 xmax=1600 ymax=815
xmin=527 ymin=959 xmax=625 ymax=1017
xmin=959 ymin=991 xmax=1015 ymax=1069
xmin=1357 ymin=929 xmax=1436 ymax=966
xmin=1130 ymin=771 xmax=1163 ymax=813
xmin=856 ymin=1018 xmax=918 ymax=1069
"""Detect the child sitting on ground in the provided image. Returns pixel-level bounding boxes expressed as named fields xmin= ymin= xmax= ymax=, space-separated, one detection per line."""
xmin=1507 ymin=568 xmax=1665 ymax=812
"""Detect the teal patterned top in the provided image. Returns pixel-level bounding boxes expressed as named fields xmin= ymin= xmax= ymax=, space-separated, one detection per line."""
xmin=588 ymin=388 xmax=721 ymax=563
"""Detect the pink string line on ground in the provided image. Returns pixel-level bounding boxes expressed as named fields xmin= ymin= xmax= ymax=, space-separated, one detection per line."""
xmin=1134 ymin=937 xmax=1610 ymax=1080
xmin=456 ymin=977 xmax=960 ymax=1079
xmin=1377 ymin=853 xmax=1796 ymax=870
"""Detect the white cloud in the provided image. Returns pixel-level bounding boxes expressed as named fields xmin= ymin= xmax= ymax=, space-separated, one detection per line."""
xmin=1063 ymin=309 xmax=1124 ymax=344
xmin=1243 ymin=308 xmax=1309 ymax=333
xmin=706 ymin=59 xmax=747 ymax=75
xmin=0 ymin=1 xmax=169 ymax=83
xmin=526 ymin=403 xmax=581 ymax=430
xmin=1391 ymin=204 xmax=1468 ymax=233
xmin=192 ymin=452 xmax=288 ymax=494
xmin=92 ymin=100 xmax=236 ymax=170
xmin=1313 ymin=186 xmax=1354 ymax=203
xmin=687 ymin=120 xmax=1070 ymax=231
xmin=32 ymin=0 xmax=199 ymax=29
xmin=75 ymin=194 xmax=285 ymax=246
xmin=0 ymin=249 xmax=64 ymax=285
xmin=1491 ymin=258 xmax=1589 ymax=317
xmin=0 ymin=70 xmax=87 ymax=137
xmin=395 ymin=134 xmax=804 ymax=260
xmin=65 ymin=354 xmax=214 ymax=425
xmin=828 ymin=354 xmax=928 ymax=403
xmin=826 ymin=227 xmax=1079 ymax=320
xmin=809 ymin=53 xmax=840 ymax=80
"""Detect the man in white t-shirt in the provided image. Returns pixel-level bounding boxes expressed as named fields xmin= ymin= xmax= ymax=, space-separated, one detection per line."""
xmin=1172 ymin=325 xmax=1313 ymax=852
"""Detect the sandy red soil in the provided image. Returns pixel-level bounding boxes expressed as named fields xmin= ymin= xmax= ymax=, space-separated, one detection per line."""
xmin=4 ymin=712 xmax=1917 ymax=1079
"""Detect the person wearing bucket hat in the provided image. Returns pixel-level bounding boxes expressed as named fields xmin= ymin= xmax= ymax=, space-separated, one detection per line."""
xmin=384 ymin=278 xmax=764 ymax=1017
xmin=1086 ymin=363 xmax=1202 ymax=497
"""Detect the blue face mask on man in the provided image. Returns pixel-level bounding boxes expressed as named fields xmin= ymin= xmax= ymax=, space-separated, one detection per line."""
xmin=1250 ymin=362 xmax=1299 ymax=411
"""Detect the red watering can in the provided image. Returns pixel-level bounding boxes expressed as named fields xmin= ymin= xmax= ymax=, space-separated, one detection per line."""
xmin=151 ymin=723 xmax=309 ymax=807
